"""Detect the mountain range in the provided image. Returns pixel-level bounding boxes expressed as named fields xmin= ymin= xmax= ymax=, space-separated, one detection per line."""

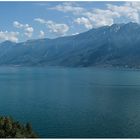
xmin=0 ymin=22 xmax=140 ymax=68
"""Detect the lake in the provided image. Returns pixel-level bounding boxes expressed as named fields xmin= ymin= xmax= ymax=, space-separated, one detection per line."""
xmin=0 ymin=66 xmax=140 ymax=138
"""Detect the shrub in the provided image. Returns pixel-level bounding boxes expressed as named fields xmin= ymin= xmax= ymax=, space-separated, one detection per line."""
xmin=0 ymin=116 xmax=38 ymax=138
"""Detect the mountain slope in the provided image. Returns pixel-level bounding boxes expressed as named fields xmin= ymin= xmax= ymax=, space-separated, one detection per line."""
xmin=0 ymin=22 xmax=140 ymax=68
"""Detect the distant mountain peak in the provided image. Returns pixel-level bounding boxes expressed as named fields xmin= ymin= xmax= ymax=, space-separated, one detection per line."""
xmin=0 ymin=22 xmax=140 ymax=68
xmin=126 ymin=22 xmax=139 ymax=26
xmin=110 ymin=24 xmax=122 ymax=32
xmin=0 ymin=40 xmax=16 ymax=47
xmin=1 ymin=40 xmax=15 ymax=44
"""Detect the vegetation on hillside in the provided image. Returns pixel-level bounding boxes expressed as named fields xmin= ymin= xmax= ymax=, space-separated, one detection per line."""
xmin=0 ymin=116 xmax=38 ymax=138
xmin=1 ymin=22 xmax=140 ymax=68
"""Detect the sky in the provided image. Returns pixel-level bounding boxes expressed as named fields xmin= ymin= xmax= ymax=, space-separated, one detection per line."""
xmin=0 ymin=1 xmax=140 ymax=42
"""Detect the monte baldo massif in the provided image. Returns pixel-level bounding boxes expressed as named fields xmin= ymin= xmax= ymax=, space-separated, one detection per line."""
xmin=0 ymin=22 xmax=140 ymax=68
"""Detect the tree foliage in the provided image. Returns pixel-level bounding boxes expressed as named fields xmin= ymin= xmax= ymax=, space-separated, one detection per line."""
xmin=0 ymin=116 xmax=38 ymax=138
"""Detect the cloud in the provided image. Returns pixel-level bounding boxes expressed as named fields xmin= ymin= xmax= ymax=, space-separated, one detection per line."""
xmin=74 ymin=17 xmax=93 ymax=29
xmin=13 ymin=21 xmax=24 ymax=28
xmin=39 ymin=30 xmax=45 ymax=38
xmin=46 ymin=20 xmax=69 ymax=35
xmin=34 ymin=18 xmax=69 ymax=36
xmin=34 ymin=18 xmax=46 ymax=24
xmin=24 ymin=26 xmax=34 ymax=38
xmin=35 ymin=2 xmax=49 ymax=6
xmin=107 ymin=2 xmax=140 ymax=23
xmin=49 ymin=1 xmax=140 ymax=29
xmin=83 ymin=9 xmax=119 ymax=28
xmin=87 ymin=2 xmax=140 ymax=27
xmin=49 ymin=2 xmax=85 ymax=15
xmin=72 ymin=32 xmax=79 ymax=36
xmin=49 ymin=2 xmax=120 ymax=28
xmin=13 ymin=21 xmax=34 ymax=38
xmin=0 ymin=31 xmax=19 ymax=42
xmin=127 ymin=2 xmax=140 ymax=10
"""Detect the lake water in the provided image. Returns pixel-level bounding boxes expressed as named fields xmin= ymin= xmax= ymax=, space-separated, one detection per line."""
xmin=0 ymin=66 xmax=140 ymax=138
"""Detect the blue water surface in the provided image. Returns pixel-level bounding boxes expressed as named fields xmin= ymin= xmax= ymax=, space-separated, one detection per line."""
xmin=0 ymin=67 xmax=140 ymax=138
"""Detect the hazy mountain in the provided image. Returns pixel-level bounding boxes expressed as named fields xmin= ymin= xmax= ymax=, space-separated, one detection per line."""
xmin=0 ymin=22 xmax=140 ymax=68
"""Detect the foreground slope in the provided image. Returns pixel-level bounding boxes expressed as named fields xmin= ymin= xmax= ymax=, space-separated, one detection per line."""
xmin=0 ymin=116 xmax=37 ymax=138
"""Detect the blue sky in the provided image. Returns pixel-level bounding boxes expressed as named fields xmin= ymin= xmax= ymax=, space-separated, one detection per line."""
xmin=0 ymin=1 xmax=139 ymax=42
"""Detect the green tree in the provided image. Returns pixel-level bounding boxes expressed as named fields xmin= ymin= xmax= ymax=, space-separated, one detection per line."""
xmin=0 ymin=116 xmax=38 ymax=138
xmin=26 ymin=123 xmax=32 ymax=133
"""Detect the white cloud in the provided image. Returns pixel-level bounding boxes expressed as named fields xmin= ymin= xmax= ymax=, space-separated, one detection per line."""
xmin=74 ymin=17 xmax=93 ymax=29
xmin=49 ymin=2 xmax=85 ymax=15
xmin=24 ymin=26 xmax=34 ymax=38
xmin=83 ymin=9 xmax=120 ymax=28
xmin=46 ymin=20 xmax=69 ymax=35
xmin=127 ymin=2 xmax=140 ymax=10
xmin=87 ymin=2 xmax=140 ymax=28
xmin=72 ymin=32 xmax=79 ymax=36
xmin=35 ymin=18 xmax=69 ymax=36
xmin=50 ymin=2 xmax=120 ymax=28
xmin=39 ymin=30 xmax=45 ymax=38
xmin=34 ymin=18 xmax=46 ymax=24
xmin=49 ymin=2 xmax=140 ymax=29
xmin=13 ymin=21 xmax=24 ymax=28
xmin=13 ymin=21 xmax=34 ymax=38
xmin=0 ymin=31 xmax=19 ymax=42
xmin=107 ymin=2 xmax=140 ymax=23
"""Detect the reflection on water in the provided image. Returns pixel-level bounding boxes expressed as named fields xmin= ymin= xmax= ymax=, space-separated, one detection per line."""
xmin=0 ymin=67 xmax=140 ymax=137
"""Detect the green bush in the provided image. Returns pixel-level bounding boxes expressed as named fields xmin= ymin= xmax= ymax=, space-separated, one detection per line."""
xmin=0 ymin=116 xmax=38 ymax=138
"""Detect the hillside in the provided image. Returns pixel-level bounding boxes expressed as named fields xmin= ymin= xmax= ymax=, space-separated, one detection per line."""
xmin=0 ymin=116 xmax=37 ymax=138
xmin=0 ymin=22 xmax=140 ymax=68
